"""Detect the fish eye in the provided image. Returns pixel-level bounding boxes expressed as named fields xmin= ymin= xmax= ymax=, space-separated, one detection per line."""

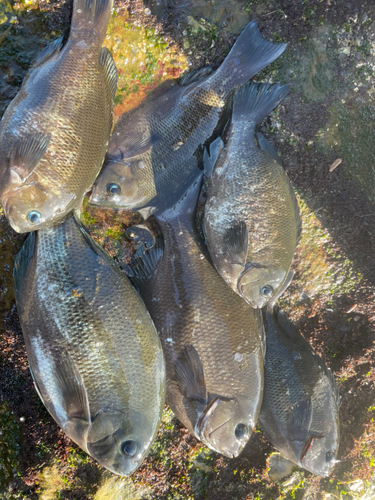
xmin=326 ymin=451 xmax=335 ymax=462
xmin=235 ymin=423 xmax=249 ymax=440
xmin=27 ymin=210 xmax=41 ymax=224
xmin=106 ymin=183 xmax=121 ymax=196
xmin=121 ymin=440 xmax=137 ymax=457
xmin=260 ymin=285 xmax=273 ymax=297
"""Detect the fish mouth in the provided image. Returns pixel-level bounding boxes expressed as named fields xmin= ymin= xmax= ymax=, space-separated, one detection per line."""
xmin=237 ymin=263 xmax=266 ymax=308
xmin=196 ymin=397 xmax=246 ymax=458
xmin=197 ymin=398 xmax=234 ymax=457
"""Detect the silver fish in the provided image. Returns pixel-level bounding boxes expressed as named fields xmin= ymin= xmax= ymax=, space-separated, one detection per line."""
xmin=259 ymin=306 xmax=340 ymax=477
xmin=13 ymin=216 xmax=165 ymax=475
xmin=89 ymin=21 xmax=287 ymax=216
xmin=203 ymin=82 xmax=301 ymax=308
xmin=0 ymin=0 xmax=116 ymax=233
xmin=129 ymin=176 xmax=264 ymax=458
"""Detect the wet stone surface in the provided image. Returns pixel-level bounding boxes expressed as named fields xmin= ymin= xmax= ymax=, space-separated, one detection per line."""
xmin=0 ymin=0 xmax=375 ymax=498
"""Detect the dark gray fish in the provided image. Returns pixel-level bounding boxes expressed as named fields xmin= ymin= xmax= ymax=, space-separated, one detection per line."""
xmin=0 ymin=0 xmax=116 ymax=233
xmin=13 ymin=216 xmax=165 ymax=475
xmin=259 ymin=306 xmax=340 ymax=477
xmin=89 ymin=21 xmax=287 ymax=216
xmin=129 ymin=175 xmax=264 ymax=458
xmin=203 ymin=82 xmax=301 ymax=309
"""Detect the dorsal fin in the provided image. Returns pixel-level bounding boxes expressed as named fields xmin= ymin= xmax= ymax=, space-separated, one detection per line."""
xmin=99 ymin=47 xmax=117 ymax=100
xmin=178 ymin=67 xmax=214 ymax=87
xmin=257 ymin=132 xmax=302 ymax=243
xmin=10 ymin=133 xmax=50 ymax=180
xmin=32 ymin=37 xmax=65 ymax=69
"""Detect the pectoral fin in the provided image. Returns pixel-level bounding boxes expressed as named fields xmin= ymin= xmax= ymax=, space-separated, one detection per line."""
xmin=10 ymin=133 xmax=50 ymax=180
xmin=174 ymin=345 xmax=207 ymax=404
xmin=203 ymin=137 xmax=224 ymax=179
xmin=119 ymin=131 xmax=162 ymax=160
xmin=222 ymin=221 xmax=249 ymax=266
xmin=288 ymin=399 xmax=313 ymax=443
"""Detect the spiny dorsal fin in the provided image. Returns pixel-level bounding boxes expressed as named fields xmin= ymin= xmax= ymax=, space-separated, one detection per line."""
xmin=178 ymin=66 xmax=214 ymax=87
xmin=99 ymin=47 xmax=117 ymax=100
xmin=174 ymin=345 xmax=207 ymax=403
xmin=32 ymin=37 xmax=65 ymax=69
xmin=222 ymin=221 xmax=249 ymax=266
xmin=10 ymin=133 xmax=50 ymax=180
xmin=256 ymin=132 xmax=302 ymax=243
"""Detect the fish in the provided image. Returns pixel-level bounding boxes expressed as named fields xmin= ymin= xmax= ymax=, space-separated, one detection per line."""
xmin=259 ymin=306 xmax=340 ymax=477
xmin=89 ymin=21 xmax=287 ymax=217
xmin=203 ymin=81 xmax=301 ymax=308
xmin=13 ymin=216 xmax=165 ymax=476
xmin=0 ymin=0 xmax=117 ymax=233
xmin=129 ymin=175 xmax=264 ymax=458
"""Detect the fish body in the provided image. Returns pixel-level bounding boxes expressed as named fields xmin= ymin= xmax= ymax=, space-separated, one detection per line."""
xmin=203 ymin=82 xmax=301 ymax=308
xmin=130 ymin=176 xmax=264 ymax=458
xmin=259 ymin=306 xmax=340 ymax=477
xmin=13 ymin=217 xmax=165 ymax=475
xmin=90 ymin=21 xmax=287 ymax=216
xmin=0 ymin=0 xmax=117 ymax=233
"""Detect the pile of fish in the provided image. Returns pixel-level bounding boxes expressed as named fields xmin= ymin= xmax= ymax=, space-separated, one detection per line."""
xmin=0 ymin=0 xmax=340 ymax=479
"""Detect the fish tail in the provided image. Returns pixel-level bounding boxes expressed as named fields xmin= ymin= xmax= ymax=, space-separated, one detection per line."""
xmin=71 ymin=0 xmax=113 ymax=44
xmin=232 ymin=81 xmax=290 ymax=124
xmin=214 ymin=21 xmax=287 ymax=91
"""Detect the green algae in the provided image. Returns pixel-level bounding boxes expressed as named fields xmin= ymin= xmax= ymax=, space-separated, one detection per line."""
xmin=104 ymin=11 xmax=188 ymax=117
xmin=0 ymin=401 xmax=22 ymax=490
xmin=93 ymin=475 xmax=152 ymax=500
xmin=318 ymin=95 xmax=375 ymax=203
xmin=286 ymin=197 xmax=361 ymax=303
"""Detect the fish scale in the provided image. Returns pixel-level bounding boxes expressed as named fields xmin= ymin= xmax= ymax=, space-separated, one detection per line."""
xmin=203 ymin=82 xmax=301 ymax=308
xmin=129 ymin=176 xmax=264 ymax=458
xmin=90 ymin=21 xmax=288 ymax=215
xmin=0 ymin=0 xmax=117 ymax=233
xmin=13 ymin=216 xmax=165 ymax=476
xmin=259 ymin=307 xmax=340 ymax=477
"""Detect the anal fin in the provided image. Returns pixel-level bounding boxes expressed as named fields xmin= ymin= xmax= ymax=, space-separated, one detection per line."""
xmin=32 ymin=37 xmax=65 ymax=68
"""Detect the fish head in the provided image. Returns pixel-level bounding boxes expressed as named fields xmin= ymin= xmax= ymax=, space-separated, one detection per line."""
xmin=89 ymin=160 xmax=144 ymax=209
xmin=299 ymin=427 xmax=339 ymax=477
xmin=237 ymin=264 xmax=289 ymax=308
xmin=2 ymin=182 xmax=72 ymax=233
xmin=196 ymin=397 xmax=253 ymax=458
xmin=87 ymin=409 xmax=154 ymax=476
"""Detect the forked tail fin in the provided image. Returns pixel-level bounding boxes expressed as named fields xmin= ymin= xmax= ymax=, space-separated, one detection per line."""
xmin=212 ymin=21 xmax=287 ymax=94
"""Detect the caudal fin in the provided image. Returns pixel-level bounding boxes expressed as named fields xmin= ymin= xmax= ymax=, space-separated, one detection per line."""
xmin=71 ymin=0 xmax=113 ymax=44
xmin=214 ymin=21 xmax=287 ymax=93
xmin=233 ymin=81 xmax=290 ymax=124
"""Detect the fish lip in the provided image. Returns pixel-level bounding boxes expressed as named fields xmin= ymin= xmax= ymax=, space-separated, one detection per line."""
xmin=195 ymin=397 xmax=238 ymax=458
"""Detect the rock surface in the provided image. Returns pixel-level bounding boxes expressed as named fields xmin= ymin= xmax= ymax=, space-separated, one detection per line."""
xmin=0 ymin=0 xmax=374 ymax=498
